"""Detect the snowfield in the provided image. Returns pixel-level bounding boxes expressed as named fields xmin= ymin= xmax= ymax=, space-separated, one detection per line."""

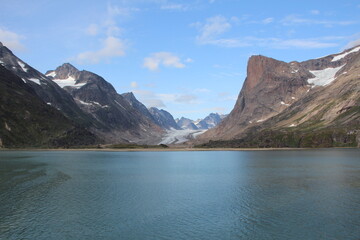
xmin=53 ymin=76 xmax=87 ymax=88
xmin=308 ymin=64 xmax=345 ymax=86
xmin=159 ymin=129 xmax=207 ymax=144
xmin=331 ymin=46 xmax=360 ymax=62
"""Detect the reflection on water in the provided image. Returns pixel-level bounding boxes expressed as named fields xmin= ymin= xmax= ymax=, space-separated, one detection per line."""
xmin=0 ymin=149 xmax=359 ymax=239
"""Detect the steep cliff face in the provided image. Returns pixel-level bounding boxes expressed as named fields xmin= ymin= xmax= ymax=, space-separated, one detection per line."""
xmin=197 ymin=46 xmax=360 ymax=147
xmin=198 ymin=55 xmax=311 ymax=141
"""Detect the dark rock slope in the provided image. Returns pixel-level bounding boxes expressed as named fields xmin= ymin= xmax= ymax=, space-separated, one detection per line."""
xmin=0 ymin=65 xmax=98 ymax=148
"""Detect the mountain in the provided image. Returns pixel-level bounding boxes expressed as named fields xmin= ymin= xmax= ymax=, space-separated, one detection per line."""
xmin=196 ymin=46 xmax=360 ymax=148
xmin=0 ymin=65 xmax=98 ymax=148
xmin=148 ymin=107 xmax=182 ymax=130
xmin=0 ymin=43 xmax=92 ymax=127
xmin=46 ymin=64 xmax=163 ymax=144
xmin=176 ymin=117 xmax=198 ymax=130
xmin=196 ymin=113 xmax=227 ymax=130
xmin=122 ymin=92 xmax=155 ymax=121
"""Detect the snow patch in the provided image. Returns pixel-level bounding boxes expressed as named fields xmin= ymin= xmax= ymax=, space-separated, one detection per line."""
xmin=17 ymin=61 xmax=28 ymax=72
xmin=256 ymin=119 xmax=265 ymax=123
xmin=307 ymin=64 xmax=345 ymax=86
xmin=53 ymin=76 xmax=86 ymax=88
xmin=21 ymin=78 xmax=26 ymax=83
xmin=78 ymin=100 xmax=92 ymax=106
xmin=331 ymin=46 xmax=360 ymax=62
xmin=281 ymin=101 xmax=290 ymax=106
xmin=46 ymin=71 xmax=57 ymax=77
xmin=289 ymin=124 xmax=297 ymax=127
xmin=47 ymin=102 xmax=52 ymax=105
xmin=77 ymin=99 xmax=108 ymax=108
xmin=159 ymin=129 xmax=206 ymax=144
xmin=291 ymin=97 xmax=296 ymax=100
xmin=28 ymin=78 xmax=41 ymax=85
xmin=291 ymin=69 xmax=299 ymax=73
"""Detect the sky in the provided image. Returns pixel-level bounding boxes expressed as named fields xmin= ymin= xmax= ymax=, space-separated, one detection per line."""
xmin=1 ymin=0 xmax=360 ymax=120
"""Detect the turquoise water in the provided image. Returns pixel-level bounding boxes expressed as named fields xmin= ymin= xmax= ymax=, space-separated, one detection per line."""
xmin=0 ymin=149 xmax=359 ymax=239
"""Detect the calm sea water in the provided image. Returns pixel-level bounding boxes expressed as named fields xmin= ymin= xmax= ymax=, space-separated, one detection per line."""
xmin=0 ymin=149 xmax=359 ymax=240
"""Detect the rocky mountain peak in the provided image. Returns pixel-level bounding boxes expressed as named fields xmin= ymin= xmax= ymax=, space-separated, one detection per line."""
xmin=0 ymin=42 xmax=3 ymax=47
xmin=47 ymin=63 xmax=79 ymax=79
xmin=122 ymin=92 xmax=136 ymax=101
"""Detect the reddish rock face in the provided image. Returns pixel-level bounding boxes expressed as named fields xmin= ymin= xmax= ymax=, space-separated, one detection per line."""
xmin=196 ymin=46 xmax=360 ymax=145
xmin=198 ymin=55 xmax=311 ymax=141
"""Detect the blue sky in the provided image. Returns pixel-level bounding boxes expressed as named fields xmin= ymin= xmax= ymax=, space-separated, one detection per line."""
xmin=1 ymin=0 xmax=360 ymax=119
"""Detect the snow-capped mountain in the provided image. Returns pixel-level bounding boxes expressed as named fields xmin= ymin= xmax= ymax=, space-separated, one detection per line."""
xmin=196 ymin=113 xmax=227 ymax=130
xmin=0 ymin=64 xmax=98 ymax=148
xmin=47 ymin=63 xmax=163 ymax=144
xmin=0 ymin=43 xmax=91 ymax=126
xmin=196 ymin=45 xmax=360 ymax=148
xmin=176 ymin=117 xmax=198 ymax=130
xmin=148 ymin=107 xmax=182 ymax=130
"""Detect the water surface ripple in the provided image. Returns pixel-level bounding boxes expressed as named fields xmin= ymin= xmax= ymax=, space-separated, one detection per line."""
xmin=0 ymin=149 xmax=359 ymax=239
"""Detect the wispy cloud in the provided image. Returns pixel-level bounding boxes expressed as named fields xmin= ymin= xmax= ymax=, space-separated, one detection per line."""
xmin=310 ymin=10 xmax=320 ymax=15
xmin=193 ymin=15 xmax=231 ymax=45
xmin=74 ymin=36 xmax=126 ymax=64
xmin=0 ymin=27 xmax=25 ymax=51
xmin=132 ymin=89 xmax=166 ymax=108
xmin=158 ymin=93 xmax=199 ymax=104
xmin=262 ymin=17 xmax=274 ymax=24
xmin=75 ymin=4 xmax=130 ymax=64
xmin=130 ymin=81 xmax=138 ymax=88
xmin=343 ymin=35 xmax=360 ymax=49
xmin=160 ymin=4 xmax=189 ymax=11
xmin=143 ymin=52 xmax=186 ymax=71
xmin=281 ymin=14 xmax=357 ymax=27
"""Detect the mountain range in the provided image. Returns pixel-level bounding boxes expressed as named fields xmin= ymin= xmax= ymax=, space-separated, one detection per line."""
xmin=196 ymin=45 xmax=360 ymax=148
xmin=1 ymin=41 xmax=359 ymax=148
xmin=0 ymin=42 xmax=225 ymax=148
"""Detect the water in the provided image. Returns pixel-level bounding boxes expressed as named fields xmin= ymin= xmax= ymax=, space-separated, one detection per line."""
xmin=0 ymin=149 xmax=359 ymax=240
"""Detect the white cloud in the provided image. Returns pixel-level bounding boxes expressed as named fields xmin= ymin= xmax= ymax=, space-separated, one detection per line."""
xmin=74 ymin=36 xmax=126 ymax=64
xmin=262 ymin=17 xmax=274 ymax=24
xmin=130 ymin=81 xmax=138 ymax=88
xmin=143 ymin=52 xmax=186 ymax=71
xmin=185 ymin=58 xmax=194 ymax=63
xmin=268 ymin=38 xmax=338 ymax=49
xmin=157 ymin=93 xmax=199 ymax=104
xmin=75 ymin=4 xmax=133 ymax=65
xmin=0 ymin=28 xmax=25 ymax=51
xmin=195 ymin=15 xmax=231 ymax=44
xmin=282 ymin=15 xmax=357 ymax=27
xmin=193 ymin=15 xmax=251 ymax=47
xmin=132 ymin=89 xmax=166 ymax=108
xmin=344 ymin=37 xmax=360 ymax=49
xmin=160 ymin=4 xmax=188 ymax=11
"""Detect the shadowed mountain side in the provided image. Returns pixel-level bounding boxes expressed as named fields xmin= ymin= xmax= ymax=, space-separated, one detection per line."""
xmin=0 ymin=66 xmax=98 ymax=148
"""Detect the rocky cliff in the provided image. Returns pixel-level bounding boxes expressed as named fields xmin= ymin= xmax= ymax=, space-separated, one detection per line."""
xmin=196 ymin=46 xmax=360 ymax=147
